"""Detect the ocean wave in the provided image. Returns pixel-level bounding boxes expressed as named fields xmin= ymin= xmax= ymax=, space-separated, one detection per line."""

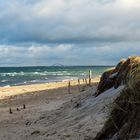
xmin=19 ymin=71 xmax=25 ymax=75
xmin=34 ymin=72 xmax=39 ymax=74
xmin=4 ymin=85 xmax=10 ymax=87
xmin=1 ymin=80 xmax=8 ymax=82
xmin=0 ymin=70 xmax=76 ymax=77
xmin=44 ymin=71 xmax=72 ymax=76
xmin=0 ymin=72 xmax=24 ymax=76
xmin=62 ymin=77 xmax=78 ymax=82
xmin=62 ymin=79 xmax=70 ymax=82
xmin=30 ymin=80 xmax=38 ymax=83
xmin=38 ymin=71 xmax=49 ymax=75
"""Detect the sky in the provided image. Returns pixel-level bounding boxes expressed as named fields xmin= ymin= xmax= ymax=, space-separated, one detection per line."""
xmin=0 ymin=0 xmax=140 ymax=66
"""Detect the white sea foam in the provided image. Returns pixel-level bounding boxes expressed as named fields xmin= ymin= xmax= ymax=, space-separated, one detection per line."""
xmin=1 ymin=80 xmax=8 ymax=82
xmin=34 ymin=72 xmax=39 ymax=74
xmin=4 ymin=85 xmax=10 ymax=87
xmin=30 ymin=80 xmax=37 ymax=83
xmin=39 ymin=73 xmax=47 ymax=76
xmin=62 ymin=79 xmax=70 ymax=82
xmin=19 ymin=71 xmax=25 ymax=75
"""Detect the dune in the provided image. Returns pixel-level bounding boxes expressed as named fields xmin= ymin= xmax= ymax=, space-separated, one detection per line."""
xmin=94 ymin=56 xmax=140 ymax=140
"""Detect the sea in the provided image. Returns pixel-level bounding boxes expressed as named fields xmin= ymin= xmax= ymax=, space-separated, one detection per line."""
xmin=0 ymin=66 xmax=113 ymax=87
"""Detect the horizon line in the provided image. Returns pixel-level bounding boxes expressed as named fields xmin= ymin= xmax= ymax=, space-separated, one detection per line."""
xmin=0 ymin=65 xmax=115 ymax=68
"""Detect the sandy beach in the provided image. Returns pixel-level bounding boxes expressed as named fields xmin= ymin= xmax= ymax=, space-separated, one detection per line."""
xmin=0 ymin=76 xmax=123 ymax=140
xmin=0 ymin=78 xmax=99 ymax=139
xmin=0 ymin=77 xmax=100 ymax=100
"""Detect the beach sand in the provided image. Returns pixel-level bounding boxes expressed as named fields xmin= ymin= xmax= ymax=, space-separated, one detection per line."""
xmin=0 ymin=77 xmax=123 ymax=140
xmin=0 ymin=77 xmax=100 ymax=100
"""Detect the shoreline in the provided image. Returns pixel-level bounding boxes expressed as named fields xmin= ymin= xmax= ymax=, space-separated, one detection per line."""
xmin=0 ymin=77 xmax=100 ymax=100
xmin=0 ymin=75 xmax=101 ymax=87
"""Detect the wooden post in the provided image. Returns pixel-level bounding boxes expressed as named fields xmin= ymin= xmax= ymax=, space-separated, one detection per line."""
xmin=23 ymin=104 xmax=26 ymax=109
xmin=9 ymin=108 xmax=12 ymax=114
xmin=85 ymin=78 xmax=87 ymax=85
xmin=89 ymin=70 xmax=92 ymax=86
xmin=78 ymin=79 xmax=80 ymax=91
xmin=68 ymin=81 xmax=71 ymax=94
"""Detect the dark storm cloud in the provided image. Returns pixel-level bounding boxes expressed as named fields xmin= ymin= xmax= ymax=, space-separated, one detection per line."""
xmin=0 ymin=0 xmax=140 ymax=44
xmin=0 ymin=0 xmax=140 ymax=66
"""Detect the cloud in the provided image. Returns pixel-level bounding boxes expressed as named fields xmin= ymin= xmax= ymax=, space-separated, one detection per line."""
xmin=0 ymin=0 xmax=140 ymax=66
xmin=0 ymin=42 xmax=140 ymax=66
xmin=0 ymin=44 xmax=74 ymax=66
xmin=0 ymin=0 xmax=140 ymax=44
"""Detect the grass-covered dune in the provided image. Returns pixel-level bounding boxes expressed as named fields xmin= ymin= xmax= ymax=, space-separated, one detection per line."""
xmin=94 ymin=56 xmax=140 ymax=140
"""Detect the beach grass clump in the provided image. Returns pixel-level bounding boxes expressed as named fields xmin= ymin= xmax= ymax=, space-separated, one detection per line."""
xmin=94 ymin=87 xmax=133 ymax=140
xmin=94 ymin=56 xmax=140 ymax=140
xmin=127 ymin=62 xmax=140 ymax=86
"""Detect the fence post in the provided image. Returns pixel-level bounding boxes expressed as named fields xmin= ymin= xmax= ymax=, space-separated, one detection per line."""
xmin=78 ymin=79 xmax=80 ymax=91
xmin=9 ymin=108 xmax=12 ymax=114
xmin=23 ymin=104 xmax=26 ymax=109
xmin=89 ymin=70 xmax=92 ymax=86
xmin=68 ymin=80 xmax=71 ymax=94
xmin=85 ymin=78 xmax=87 ymax=85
